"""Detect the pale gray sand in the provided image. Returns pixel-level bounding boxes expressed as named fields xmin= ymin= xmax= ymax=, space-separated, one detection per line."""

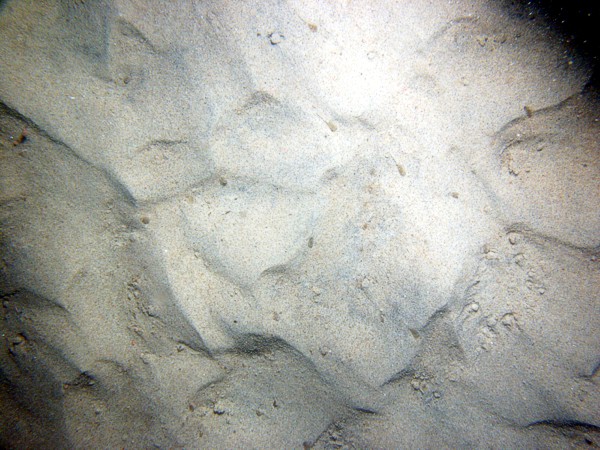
xmin=0 ymin=0 xmax=598 ymax=448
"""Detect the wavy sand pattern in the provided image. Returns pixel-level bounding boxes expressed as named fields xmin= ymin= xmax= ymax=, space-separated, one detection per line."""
xmin=0 ymin=0 xmax=598 ymax=447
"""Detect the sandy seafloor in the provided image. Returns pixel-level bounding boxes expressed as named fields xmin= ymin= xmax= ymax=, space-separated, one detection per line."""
xmin=0 ymin=0 xmax=598 ymax=448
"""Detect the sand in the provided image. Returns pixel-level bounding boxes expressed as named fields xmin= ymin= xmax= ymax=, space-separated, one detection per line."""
xmin=0 ymin=0 xmax=598 ymax=448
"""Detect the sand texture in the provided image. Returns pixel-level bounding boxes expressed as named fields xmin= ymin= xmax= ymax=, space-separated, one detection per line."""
xmin=0 ymin=0 xmax=598 ymax=448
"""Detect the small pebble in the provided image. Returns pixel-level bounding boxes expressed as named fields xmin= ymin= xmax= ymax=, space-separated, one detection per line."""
xmin=269 ymin=32 xmax=283 ymax=45
xmin=11 ymin=334 xmax=25 ymax=345
xmin=470 ymin=302 xmax=480 ymax=312
xmin=501 ymin=315 xmax=514 ymax=326
xmin=485 ymin=250 xmax=498 ymax=260
xmin=397 ymin=163 xmax=406 ymax=176
xmin=514 ymin=253 xmax=526 ymax=266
